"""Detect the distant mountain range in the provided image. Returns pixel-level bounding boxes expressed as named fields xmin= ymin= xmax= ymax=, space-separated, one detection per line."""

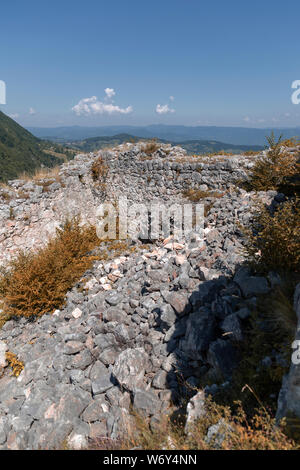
xmin=70 ymin=133 xmax=263 ymax=155
xmin=1 ymin=112 xmax=298 ymax=183
xmin=28 ymin=124 xmax=300 ymax=146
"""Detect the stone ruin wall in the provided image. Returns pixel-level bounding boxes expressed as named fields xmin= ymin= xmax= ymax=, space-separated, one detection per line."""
xmin=0 ymin=144 xmax=257 ymax=266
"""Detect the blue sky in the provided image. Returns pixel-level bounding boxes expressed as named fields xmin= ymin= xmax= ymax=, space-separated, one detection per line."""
xmin=1 ymin=0 xmax=300 ymax=127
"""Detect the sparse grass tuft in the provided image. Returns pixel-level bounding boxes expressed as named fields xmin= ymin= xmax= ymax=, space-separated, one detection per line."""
xmin=141 ymin=140 xmax=160 ymax=156
xmin=19 ymin=165 xmax=61 ymax=182
xmin=5 ymin=351 xmax=24 ymax=377
xmin=280 ymin=138 xmax=300 ymax=148
xmin=183 ymin=189 xmax=225 ymax=202
xmin=0 ymin=191 xmax=13 ymax=202
xmin=91 ymin=155 xmax=108 ymax=184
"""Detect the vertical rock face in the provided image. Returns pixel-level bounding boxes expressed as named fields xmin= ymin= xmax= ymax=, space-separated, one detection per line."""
xmin=276 ymin=283 xmax=300 ymax=423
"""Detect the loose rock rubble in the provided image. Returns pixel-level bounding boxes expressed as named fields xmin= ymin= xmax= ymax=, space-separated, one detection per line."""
xmin=0 ymin=142 xmax=296 ymax=449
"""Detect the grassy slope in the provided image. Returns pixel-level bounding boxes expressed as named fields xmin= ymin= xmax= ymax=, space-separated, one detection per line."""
xmin=0 ymin=111 xmax=61 ymax=182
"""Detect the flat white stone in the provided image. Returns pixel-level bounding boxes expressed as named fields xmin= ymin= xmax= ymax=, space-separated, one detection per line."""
xmin=71 ymin=307 xmax=82 ymax=319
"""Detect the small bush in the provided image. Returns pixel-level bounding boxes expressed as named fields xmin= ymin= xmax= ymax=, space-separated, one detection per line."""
xmin=141 ymin=140 xmax=160 ymax=156
xmin=243 ymin=197 xmax=300 ymax=272
xmin=91 ymin=156 xmax=108 ymax=182
xmin=5 ymin=351 xmax=24 ymax=377
xmin=0 ymin=191 xmax=12 ymax=202
xmin=0 ymin=219 xmax=100 ymax=319
xmin=280 ymin=138 xmax=300 ymax=148
xmin=247 ymin=133 xmax=299 ymax=191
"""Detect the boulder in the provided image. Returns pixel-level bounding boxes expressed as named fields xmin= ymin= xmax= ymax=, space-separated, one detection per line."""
xmin=133 ymin=389 xmax=161 ymax=416
xmin=184 ymin=390 xmax=206 ymax=434
xmin=112 ymin=348 xmax=148 ymax=391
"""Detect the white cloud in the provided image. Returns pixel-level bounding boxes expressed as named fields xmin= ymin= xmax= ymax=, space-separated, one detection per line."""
xmin=72 ymin=93 xmax=133 ymax=116
xmin=243 ymin=116 xmax=250 ymax=122
xmin=155 ymin=104 xmax=175 ymax=114
xmin=104 ymin=88 xmax=116 ymax=99
xmin=169 ymin=95 xmax=175 ymax=101
xmin=29 ymin=107 xmax=36 ymax=115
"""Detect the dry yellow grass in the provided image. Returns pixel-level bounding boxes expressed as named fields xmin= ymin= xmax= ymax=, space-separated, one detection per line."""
xmin=91 ymin=155 xmax=108 ymax=183
xmin=0 ymin=219 xmax=100 ymax=319
xmin=140 ymin=140 xmax=160 ymax=156
xmin=5 ymin=351 xmax=24 ymax=377
xmin=88 ymin=396 xmax=298 ymax=450
xmin=182 ymin=188 xmax=225 ymax=202
xmin=0 ymin=217 xmax=141 ymax=324
xmin=19 ymin=165 xmax=61 ymax=182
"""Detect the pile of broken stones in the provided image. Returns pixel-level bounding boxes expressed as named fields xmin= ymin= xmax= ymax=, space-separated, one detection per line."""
xmin=0 ymin=185 xmax=286 ymax=450
xmin=0 ymin=142 xmax=297 ymax=450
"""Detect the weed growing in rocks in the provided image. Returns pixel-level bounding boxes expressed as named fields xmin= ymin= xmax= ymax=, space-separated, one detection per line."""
xmin=280 ymin=138 xmax=300 ymax=148
xmin=0 ymin=191 xmax=12 ymax=202
xmin=91 ymin=155 xmax=108 ymax=183
xmin=182 ymin=189 xmax=225 ymax=202
xmin=141 ymin=140 xmax=160 ymax=156
xmin=247 ymin=133 xmax=299 ymax=191
xmin=243 ymin=197 xmax=300 ymax=273
xmin=5 ymin=351 xmax=24 ymax=377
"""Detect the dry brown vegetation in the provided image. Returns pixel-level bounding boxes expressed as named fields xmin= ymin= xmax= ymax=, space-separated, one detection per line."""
xmin=0 ymin=191 xmax=13 ymax=202
xmin=183 ymin=188 xmax=225 ymax=202
xmin=0 ymin=217 xmax=143 ymax=325
xmin=5 ymin=351 xmax=24 ymax=377
xmin=243 ymin=150 xmax=260 ymax=156
xmin=140 ymin=140 xmax=160 ymax=157
xmin=91 ymin=155 xmax=108 ymax=183
xmin=0 ymin=219 xmax=100 ymax=320
xmin=247 ymin=133 xmax=299 ymax=192
xmin=19 ymin=165 xmax=62 ymax=182
xmin=91 ymin=397 xmax=297 ymax=450
xmin=280 ymin=137 xmax=300 ymax=148
xmin=244 ymin=197 xmax=300 ymax=273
